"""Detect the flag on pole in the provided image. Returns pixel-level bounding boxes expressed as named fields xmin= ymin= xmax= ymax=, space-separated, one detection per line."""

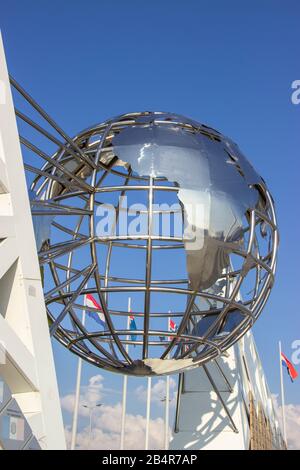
xmin=168 ymin=318 xmax=177 ymax=341
xmin=159 ymin=316 xmax=177 ymax=342
xmin=129 ymin=314 xmax=137 ymax=342
xmin=169 ymin=319 xmax=177 ymax=332
xmin=84 ymin=294 xmax=106 ymax=328
xmin=281 ymin=352 xmax=298 ymax=382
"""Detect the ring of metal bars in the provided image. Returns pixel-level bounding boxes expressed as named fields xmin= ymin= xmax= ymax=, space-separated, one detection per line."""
xmin=10 ymin=76 xmax=279 ymax=373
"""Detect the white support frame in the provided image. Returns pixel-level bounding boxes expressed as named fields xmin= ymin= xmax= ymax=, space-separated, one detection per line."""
xmin=0 ymin=32 xmax=66 ymax=450
xmin=170 ymin=331 xmax=283 ymax=450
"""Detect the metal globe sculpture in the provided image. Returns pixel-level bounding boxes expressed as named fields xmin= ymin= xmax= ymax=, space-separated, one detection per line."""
xmin=24 ymin=110 xmax=278 ymax=376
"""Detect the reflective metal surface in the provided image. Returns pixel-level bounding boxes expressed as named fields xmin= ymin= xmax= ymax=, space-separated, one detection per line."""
xmin=11 ymin=80 xmax=279 ymax=377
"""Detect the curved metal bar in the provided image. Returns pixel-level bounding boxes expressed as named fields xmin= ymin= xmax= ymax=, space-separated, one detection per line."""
xmin=47 ymin=262 xmax=123 ymax=367
xmin=103 ymin=168 xmax=132 ymax=303
xmin=20 ymin=136 xmax=94 ymax=193
xmin=88 ymin=125 xmax=133 ymax=364
xmin=17 ymin=102 xmax=278 ymax=375
xmin=143 ymin=176 xmax=153 ymax=359
xmin=94 ymin=184 xmax=180 ymax=193
xmin=69 ymin=330 xmax=222 ymax=355
xmin=10 ymin=75 xmax=97 ymax=170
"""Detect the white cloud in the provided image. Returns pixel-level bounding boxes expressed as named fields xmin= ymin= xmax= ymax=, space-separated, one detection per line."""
xmin=135 ymin=377 xmax=177 ymax=408
xmin=61 ymin=374 xmax=105 ymax=418
xmin=272 ymin=394 xmax=300 ymax=450
xmin=61 ymin=374 xmax=300 ymax=450
xmin=61 ymin=374 xmax=170 ymax=450
xmin=284 ymin=404 xmax=300 ymax=450
xmin=64 ymin=402 xmax=166 ymax=450
xmin=64 ymin=405 xmax=166 ymax=450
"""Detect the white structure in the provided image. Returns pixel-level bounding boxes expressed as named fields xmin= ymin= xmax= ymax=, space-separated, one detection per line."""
xmin=171 ymin=331 xmax=283 ymax=450
xmin=0 ymin=32 xmax=281 ymax=451
xmin=0 ymin=33 xmax=66 ymax=450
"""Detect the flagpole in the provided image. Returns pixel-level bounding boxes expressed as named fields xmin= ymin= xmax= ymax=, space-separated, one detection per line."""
xmin=145 ymin=376 xmax=152 ymax=450
xmin=164 ymin=315 xmax=171 ymax=450
xmin=120 ymin=297 xmax=131 ymax=450
xmin=279 ymin=340 xmax=287 ymax=446
xmin=70 ymin=296 xmax=86 ymax=450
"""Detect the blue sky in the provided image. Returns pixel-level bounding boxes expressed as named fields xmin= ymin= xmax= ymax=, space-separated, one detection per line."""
xmin=1 ymin=0 xmax=300 ymax=446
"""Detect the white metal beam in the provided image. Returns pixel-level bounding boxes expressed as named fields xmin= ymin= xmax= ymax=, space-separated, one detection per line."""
xmin=0 ymin=313 xmax=38 ymax=390
xmin=0 ymin=32 xmax=66 ymax=449
xmin=0 ymin=238 xmax=18 ymax=280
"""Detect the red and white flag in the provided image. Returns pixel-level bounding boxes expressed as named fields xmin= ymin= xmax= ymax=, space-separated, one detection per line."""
xmin=169 ymin=318 xmax=177 ymax=333
xmin=281 ymin=352 xmax=298 ymax=382
xmin=84 ymin=293 xmax=106 ymax=327
xmin=168 ymin=318 xmax=177 ymax=341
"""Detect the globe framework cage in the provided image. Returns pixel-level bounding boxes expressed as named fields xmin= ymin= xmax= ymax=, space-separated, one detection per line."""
xmin=11 ymin=77 xmax=279 ymax=377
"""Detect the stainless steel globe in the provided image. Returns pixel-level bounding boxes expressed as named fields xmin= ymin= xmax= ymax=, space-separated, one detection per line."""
xmin=17 ymin=102 xmax=278 ymax=376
